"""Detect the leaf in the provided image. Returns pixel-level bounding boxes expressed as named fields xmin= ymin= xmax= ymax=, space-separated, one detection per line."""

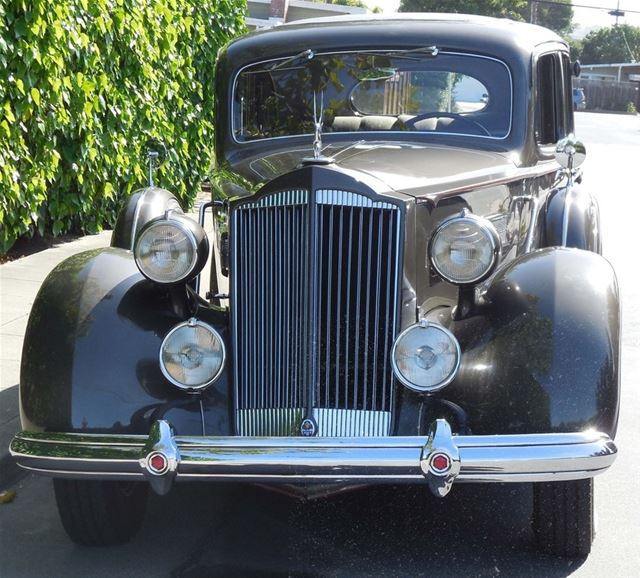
xmin=14 ymin=78 xmax=25 ymax=95
xmin=14 ymin=18 xmax=27 ymax=38
xmin=0 ymin=0 xmax=246 ymax=256
xmin=3 ymin=102 xmax=15 ymax=123
xmin=30 ymin=87 xmax=40 ymax=106
xmin=0 ymin=490 xmax=16 ymax=504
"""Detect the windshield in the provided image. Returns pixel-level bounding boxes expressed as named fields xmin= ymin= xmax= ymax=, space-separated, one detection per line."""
xmin=233 ymin=51 xmax=512 ymax=142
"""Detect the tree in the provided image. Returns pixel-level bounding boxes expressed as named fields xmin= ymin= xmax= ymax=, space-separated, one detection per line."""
xmin=530 ymin=0 xmax=573 ymax=36
xmin=398 ymin=0 xmax=574 ymax=36
xmin=565 ymin=37 xmax=583 ymax=63
xmin=325 ymin=0 xmax=368 ymax=8
xmin=580 ymin=25 xmax=640 ymax=64
xmin=398 ymin=0 xmax=528 ymax=21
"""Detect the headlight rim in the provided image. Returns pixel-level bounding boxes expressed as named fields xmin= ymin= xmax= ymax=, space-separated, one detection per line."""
xmin=134 ymin=213 xmax=202 ymax=285
xmin=429 ymin=212 xmax=500 ymax=286
xmin=391 ymin=320 xmax=461 ymax=393
xmin=159 ymin=318 xmax=226 ymax=392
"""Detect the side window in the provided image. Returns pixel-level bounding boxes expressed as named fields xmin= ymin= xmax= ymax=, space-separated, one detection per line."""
xmin=536 ymin=52 xmax=572 ymax=145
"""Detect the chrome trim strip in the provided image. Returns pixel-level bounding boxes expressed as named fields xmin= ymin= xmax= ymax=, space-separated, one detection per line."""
xmin=316 ymin=189 xmax=397 ymax=209
xmin=236 ymin=408 xmax=391 ymax=437
xmin=237 ymin=408 xmax=305 ymax=437
xmin=130 ymin=188 xmax=148 ymax=251
xmin=11 ymin=420 xmax=617 ymax=492
xmin=561 ymin=185 xmax=573 ymax=247
xmin=523 ymin=196 xmax=540 ymax=253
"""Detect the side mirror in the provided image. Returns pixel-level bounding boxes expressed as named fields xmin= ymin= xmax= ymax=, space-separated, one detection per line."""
xmin=572 ymin=60 xmax=581 ymax=78
xmin=555 ymin=135 xmax=586 ymax=172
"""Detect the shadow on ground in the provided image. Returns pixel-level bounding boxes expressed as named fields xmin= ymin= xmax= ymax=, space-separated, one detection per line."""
xmin=152 ymin=483 xmax=585 ymax=578
xmin=0 ymin=384 xmax=23 ymax=490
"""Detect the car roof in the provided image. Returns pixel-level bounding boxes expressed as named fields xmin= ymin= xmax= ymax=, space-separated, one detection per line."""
xmin=224 ymin=13 xmax=565 ymax=69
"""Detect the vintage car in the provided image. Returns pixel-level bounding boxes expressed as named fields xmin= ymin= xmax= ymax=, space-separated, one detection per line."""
xmin=11 ymin=14 xmax=619 ymax=558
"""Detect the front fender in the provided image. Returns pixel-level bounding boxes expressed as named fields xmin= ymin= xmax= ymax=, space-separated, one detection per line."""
xmin=111 ymin=187 xmax=182 ymax=250
xmin=20 ymin=248 xmax=232 ymax=436
xmin=442 ymin=248 xmax=620 ymax=437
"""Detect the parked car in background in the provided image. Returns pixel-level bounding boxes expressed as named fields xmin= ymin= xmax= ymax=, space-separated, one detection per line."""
xmin=11 ymin=14 xmax=619 ymax=558
xmin=574 ymin=86 xmax=587 ymax=110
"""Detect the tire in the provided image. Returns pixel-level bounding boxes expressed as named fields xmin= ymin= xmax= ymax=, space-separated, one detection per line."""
xmin=532 ymin=478 xmax=594 ymax=558
xmin=53 ymin=479 xmax=148 ymax=546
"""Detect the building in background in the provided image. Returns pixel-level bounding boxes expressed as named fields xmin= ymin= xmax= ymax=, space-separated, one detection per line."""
xmin=247 ymin=0 xmax=368 ymax=30
xmin=580 ymin=62 xmax=640 ymax=82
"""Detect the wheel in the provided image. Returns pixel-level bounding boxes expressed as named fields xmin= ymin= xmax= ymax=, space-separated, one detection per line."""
xmin=401 ymin=112 xmax=491 ymax=136
xmin=532 ymin=478 xmax=594 ymax=557
xmin=53 ymin=479 xmax=148 ymax=546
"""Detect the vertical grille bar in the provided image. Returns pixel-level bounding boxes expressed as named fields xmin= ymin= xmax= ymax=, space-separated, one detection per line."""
xmin=232 ymin=188 xmax=402 ymax=436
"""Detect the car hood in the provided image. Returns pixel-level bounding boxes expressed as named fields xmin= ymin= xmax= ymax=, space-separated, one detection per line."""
xmin=239 ymin=141 xmax=522 ymax=200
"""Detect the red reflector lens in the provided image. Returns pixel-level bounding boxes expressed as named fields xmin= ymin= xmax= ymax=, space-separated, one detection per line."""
xmin=149 ymin=453 xmax=167 ymax=473
xmin=432 ymin=454 xmax=450 ymax=472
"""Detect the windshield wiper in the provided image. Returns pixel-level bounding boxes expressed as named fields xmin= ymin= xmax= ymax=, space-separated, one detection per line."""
xmin=268 ymin=49 xmax=315 ymax=71
xmin=362 ymin=45 xmax=439 ymax=61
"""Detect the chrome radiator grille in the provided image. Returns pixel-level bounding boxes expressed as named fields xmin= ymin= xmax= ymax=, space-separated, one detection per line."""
xmin=231 ymin=189 xmax=402 ymax=436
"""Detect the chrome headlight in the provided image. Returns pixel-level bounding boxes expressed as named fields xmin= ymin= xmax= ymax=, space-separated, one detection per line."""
xmin=429 ymin=212 xmax=500 ymax=285
xmin=160 ymin=318 xmax=225 ymax=391
xmin=135 ymin=213 xmax=208 ymax=284
xmin=391 ymin=320 xmax=461 ymax=392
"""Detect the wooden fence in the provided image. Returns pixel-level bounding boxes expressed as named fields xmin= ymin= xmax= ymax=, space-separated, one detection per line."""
xmin=574 ymin=78 xmax=639 ymax=112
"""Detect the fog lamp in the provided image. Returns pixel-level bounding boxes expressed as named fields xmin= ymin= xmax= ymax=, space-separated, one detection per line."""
xmin=160 ymin=318 xmax=225 ymax=391
xmin=391 ymin=320 xmax=460 ymax=392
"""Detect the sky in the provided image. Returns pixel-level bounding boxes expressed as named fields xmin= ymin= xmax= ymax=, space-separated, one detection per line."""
xmin=366 ymin=0 xmax=640 ymax=31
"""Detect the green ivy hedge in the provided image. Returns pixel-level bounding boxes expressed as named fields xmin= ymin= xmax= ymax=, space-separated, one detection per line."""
xmin=0 ymin=0 xmax=246 ymax=253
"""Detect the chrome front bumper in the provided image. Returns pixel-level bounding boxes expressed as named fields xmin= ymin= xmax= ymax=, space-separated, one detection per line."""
xmin=10 ymin=419 xmax=617 ymax=497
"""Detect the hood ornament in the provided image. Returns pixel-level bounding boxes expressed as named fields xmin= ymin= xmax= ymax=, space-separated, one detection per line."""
xmin=301 ymin=91 xmax=334 ymax=166
xmin=313 ymin=90 xmax=324 ymax=159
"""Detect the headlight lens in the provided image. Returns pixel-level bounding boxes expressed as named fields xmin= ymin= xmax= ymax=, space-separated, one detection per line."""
xmin=430 ymin=214 xmax=499 ymax=285
xmin=160 ymin=319 xmax=225 ymax=391
xmin=391 ymin=320 xmax=460 ymax=392
xmin=135 ymin=219 xmax=198 ymax=283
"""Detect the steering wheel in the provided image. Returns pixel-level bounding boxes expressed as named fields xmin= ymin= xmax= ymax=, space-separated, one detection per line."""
xmin=402 ymin=112 xmax=491 ymax=136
